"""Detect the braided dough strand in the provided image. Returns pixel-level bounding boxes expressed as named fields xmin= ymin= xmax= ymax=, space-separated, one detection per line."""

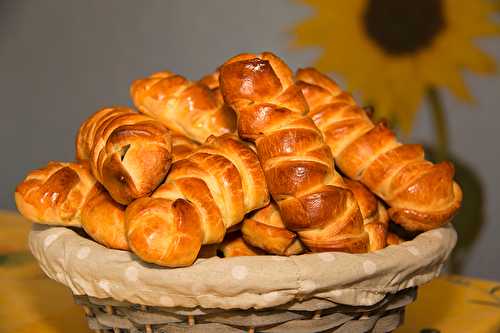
xmin=220 ymin=52 xmax=368 ymax=253
xmin=295 ymin=68 xmax=462 ymax=231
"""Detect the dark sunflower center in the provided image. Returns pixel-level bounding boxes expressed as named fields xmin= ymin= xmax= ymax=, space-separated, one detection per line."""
xmin=363 ymin=0 xmax=445 ymax=55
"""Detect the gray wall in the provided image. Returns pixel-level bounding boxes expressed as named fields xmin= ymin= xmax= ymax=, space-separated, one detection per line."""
xmin=1 ymin=1 xmax=499 ymax=279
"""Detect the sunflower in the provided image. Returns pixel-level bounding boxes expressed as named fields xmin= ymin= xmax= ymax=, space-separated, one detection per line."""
xmin=292 ymin=0 xmax=500 ymax=132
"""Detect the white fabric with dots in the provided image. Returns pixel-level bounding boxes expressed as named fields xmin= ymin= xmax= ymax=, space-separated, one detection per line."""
xmin=28 ymin=223 xmax=456 ymax=310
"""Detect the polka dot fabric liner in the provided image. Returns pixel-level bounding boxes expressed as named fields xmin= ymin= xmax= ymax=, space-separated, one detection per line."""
xmin=29 ymin=224 xmax=456 ymax=310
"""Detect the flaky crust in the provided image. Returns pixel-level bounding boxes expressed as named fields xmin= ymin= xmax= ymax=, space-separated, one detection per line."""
xmin=219 ymin=52 xmax=368 ymax=253
xmin=76 ymin=107 xmax=173 ymax=205
xmin=344 ymin=179 xmax=388 ymax=251
xmin=15 ymin=162 xmax=96 ymax=226
xmin=242 ymin=202 xmax=305 ymax=255
xmin=125 ymin=134 xmax=269 ymax=267
xmin=81 ymin=184 xmax=128 ymax=250
xmin=295 ymin=68 xmax=462 ymax=231
xmin=130 ymin=71 xmax=236 ymax=143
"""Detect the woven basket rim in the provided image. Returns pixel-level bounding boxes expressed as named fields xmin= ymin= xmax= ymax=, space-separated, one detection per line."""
xmin=28 ymin=223 xmax=456 ymax=310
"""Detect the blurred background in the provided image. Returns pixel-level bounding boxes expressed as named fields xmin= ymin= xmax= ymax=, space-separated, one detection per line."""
xmin=1 ymin=0 xmax=499 ymax=279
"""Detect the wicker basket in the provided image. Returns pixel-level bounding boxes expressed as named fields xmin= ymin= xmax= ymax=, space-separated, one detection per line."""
xmin=29 ymin=224 xmax=456 ymax=333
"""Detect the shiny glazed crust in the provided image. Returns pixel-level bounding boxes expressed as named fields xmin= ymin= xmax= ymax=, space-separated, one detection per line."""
xmin=15 ymin=162 xmax=96 ymax=227
xmin=219 ymin=52 xmax=368 ymax=253
xmin=125 ymin=134 xmax=269 ymax=267
xmin=75 ymin=107 xmax=173 ymax=205
xmin=81 ymin=184 xmax=129 ymax=250
xmin=15 ymin=161 xmax=129 ymax=250
xmin=295 ymin=68 xmax=462 ymax=231
xmin=130 ymin=71 xmax=236 ymax=143
xmin=241 ymin=202 xmax=305 ymax=255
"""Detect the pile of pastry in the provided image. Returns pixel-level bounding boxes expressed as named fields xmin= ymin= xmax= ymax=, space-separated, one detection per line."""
xmin=15 ymin=52 xmax=462 ymax=268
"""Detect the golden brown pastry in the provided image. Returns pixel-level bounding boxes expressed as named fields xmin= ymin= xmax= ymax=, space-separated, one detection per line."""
xmin=171 ymin=134 xmax=199 ymax=162
xmin=15 ymin=161 xmax=129 ymax=250
xmin=295 ymin=68 xmax=462 ymax=231
xmin=242 ymin=202 xmax=304 ymax=256
xmin=76 ymin=107 xmax=173 ymax=205
xmin=386 ymin=232 xmax=405 ymax=246
xmin=125 ymin=134 xmax=269 ymax=267
xmin=219 ymin=232 xmax=265 ymax=257
xmin=15 ymin=162 xmax=97 ymax=227
xmin=80 ymin=184 xmax=128 ymax=250
xmin=344 ymin=179 xmax=388 ymax=251
xmin=130 ymin=71 xmax=236 ymax=143
xmin=203 ymin=70 xmax=304 ymax=256
xmin=219 ymin=52 xmax=368 ymax=253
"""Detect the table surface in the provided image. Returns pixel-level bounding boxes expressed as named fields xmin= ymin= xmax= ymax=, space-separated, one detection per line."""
xmin=1 ymin=210 xmax=499 ymax=333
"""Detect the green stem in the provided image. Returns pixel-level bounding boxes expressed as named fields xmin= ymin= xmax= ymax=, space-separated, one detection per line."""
xmin=427 ymin=87 xmax=449 ymax=161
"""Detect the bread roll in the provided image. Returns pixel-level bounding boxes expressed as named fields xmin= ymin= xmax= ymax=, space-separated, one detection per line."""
xmin=131 ymin=71 xmax=236 ymax=143
xmin=295 ymin=68 xmax=462 ymax=231
xmin=76 ymin=107 xmax=172 ymax=205
xmin=125 ymin=134 xmax=269 ymax=267
xmin=15 ymin=161 xmax=129 ymax=250
xmin=219 ymin=52 xmax=368 ymax=253
xmin=15 ymin=162 xmax=96 ymax=226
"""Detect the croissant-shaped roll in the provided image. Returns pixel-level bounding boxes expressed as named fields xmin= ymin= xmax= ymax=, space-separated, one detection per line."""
xmin=125 ymin=134 xmax=269 ymax=267
xmin=130 ymin=71 xmax=236 ymax=143
xmin=172 ymin=134 xmax=199 ymax=162
xmin=295 ymin=68 xmax=462 ymax=231
xmin=219 ymin=52 xmax=368 ymax=253
xmin=76 ymin=107 xmax=173 ymax=205
xmin=15 ymin=162 xmax=97 ymax=226
xmin=344 ymin=179 xmax=388 ymax=251
xmin=242 ymin=203 xmax=305 ymax=256
xmin=80 ymin=184 xmax=128 ymax=250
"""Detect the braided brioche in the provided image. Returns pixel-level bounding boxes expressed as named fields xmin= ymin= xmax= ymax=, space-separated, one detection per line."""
xmin=219 ymin=52 xmax=368 ymax=253
xmin=125 ymin=134 xmax=269 ymax=267
xmin=201 ymin=69 xmax=304 ymax=256
xmin=295 ymin=68 xmax=462 ymax=231
xmin=76 ymin=107 xmax=173 ymax=205
xmin=15 ymin=161 xmax=129 ymax=249
xmin=242 ymin=203 xmax=305 ymax=255
xmin=15 ymin=162 xmax=96 ymax=227
xmin=130 ymin=71 xmax=236 ymax=143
